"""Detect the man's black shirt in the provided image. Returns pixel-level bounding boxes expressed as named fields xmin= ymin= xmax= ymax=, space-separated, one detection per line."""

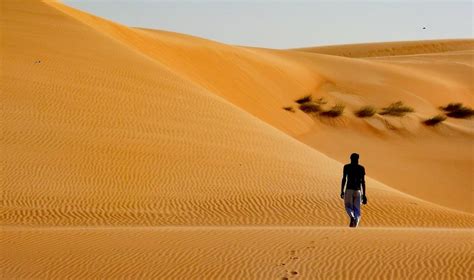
xmin=343 ymin=164 xmax=365 ymax=190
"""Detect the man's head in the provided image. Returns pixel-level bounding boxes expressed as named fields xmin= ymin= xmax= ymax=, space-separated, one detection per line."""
xmin=350 ymin=153 xmax=359 ymax=164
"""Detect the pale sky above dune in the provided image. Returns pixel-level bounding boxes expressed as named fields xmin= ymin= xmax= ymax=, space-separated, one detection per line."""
xmin=64 ymin=0 xmax=473 ymax=48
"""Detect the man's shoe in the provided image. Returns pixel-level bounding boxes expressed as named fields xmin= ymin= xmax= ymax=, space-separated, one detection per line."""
xmin=349 ymin=217 xmax=355 ymax=227
xmin=354 ymin=217 xmax=360 ymax=227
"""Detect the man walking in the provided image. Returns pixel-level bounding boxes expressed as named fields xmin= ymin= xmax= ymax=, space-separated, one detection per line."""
xmin=340 ymin=153 xmax=367 ymax=227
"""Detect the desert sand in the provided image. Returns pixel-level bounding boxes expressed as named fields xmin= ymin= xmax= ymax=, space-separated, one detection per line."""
xmin=1 ymin=0 xmax=473 ymax=279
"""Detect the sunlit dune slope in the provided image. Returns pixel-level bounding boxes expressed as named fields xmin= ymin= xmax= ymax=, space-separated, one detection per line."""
xmin=293 ymin=39 xmax=474 ymax=58
xmin=2 ymin=0 xmax=472 ymax=228
xmin=46 ymin=2 xmax=323 ymax=136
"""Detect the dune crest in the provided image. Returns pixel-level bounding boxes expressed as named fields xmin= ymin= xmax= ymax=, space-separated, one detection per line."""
xmin=293 ymin=39 xmax=474 ymax=57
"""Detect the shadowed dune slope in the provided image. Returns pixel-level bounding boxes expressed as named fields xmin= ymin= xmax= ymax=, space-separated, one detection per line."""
xmin=263 ymin=48 xmax=474 ymax=212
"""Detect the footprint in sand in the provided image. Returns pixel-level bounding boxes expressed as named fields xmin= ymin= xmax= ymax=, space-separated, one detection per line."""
xmin=281 ymin=270 xmax=299 ymax=279
xmin=277 ymin=248 xmax=303 ymax=279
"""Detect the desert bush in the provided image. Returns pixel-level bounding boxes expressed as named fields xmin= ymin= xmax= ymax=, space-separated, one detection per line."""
xmin=439 ymin=103 xmax=474 ymax=118
xmin=295 ymin=95 xmax=312 ymax=104
xmin=379 ymin=101 xmax=414 ymax=116
xmin=423 ymin=114 xmax=447 ymax=126
xmin=299 ymin=102 xmax=321 ymax=113
xmin=439 ymin=103 xmax=462 ymax=112
xmin=320 ymin=104 xmax=345 ymax=117
xmin=354 ymin=106 xmax=376 ymax=117
xmin=283 ymin=106 xmax=295 ymax=112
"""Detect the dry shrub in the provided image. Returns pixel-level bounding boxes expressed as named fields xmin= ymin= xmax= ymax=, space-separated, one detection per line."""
xmin=295 ymin=95 xmax=312 ymax=104
xmin=423 ymin=114 xmax=447 ymax=126
xmin=379 ymin=101 xmax=414 ymax=116
xmin=440 ymin=103 xmax=474 ymax=119
xmin=354 ymin=106 xmax=376 ymax=118
xmin=299 ymin=102 xmax=321 ymax=113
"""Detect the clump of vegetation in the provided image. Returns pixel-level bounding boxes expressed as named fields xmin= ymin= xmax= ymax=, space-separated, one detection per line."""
xmin=299 ymin=102 xmax=321 ymax=113
xmin=379 ymin=101 xmax=414 ymax=116
xmin=439 ymin=103 xmax=474 ymax=119
xmin=283 ymin=106 xmax=295 ymax=112
xmin=295 ymin=95 xmax=312 ymax=104
xmin=320 ymin=104 xmax=345 ymax=117
xmin=295 ymin=95 xmax=329 ymax=114
xmin=354 ymin=106 xmax=376 ymax=118
xmin=423 ymin=114 xmax=447 ymax=126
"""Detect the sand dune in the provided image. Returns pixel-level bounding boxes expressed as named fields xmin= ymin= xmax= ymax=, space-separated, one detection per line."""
xmin=1 ymin=0 xmax=473 ymax=278
xmin=48 ymin=0 xmax=474 ymax=212
xmin=3 ymin=0 xmax=471 ymax=227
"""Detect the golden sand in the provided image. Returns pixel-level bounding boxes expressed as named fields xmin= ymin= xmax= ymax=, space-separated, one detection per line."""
xmin=1 ymin=0 xmax=473 ymax=278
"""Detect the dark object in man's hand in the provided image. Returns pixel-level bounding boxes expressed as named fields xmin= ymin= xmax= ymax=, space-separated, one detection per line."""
xmin=362 ymin=195 xmax=368 ymax=205
xmin=340 ymin=192 xmax=345 ymax=199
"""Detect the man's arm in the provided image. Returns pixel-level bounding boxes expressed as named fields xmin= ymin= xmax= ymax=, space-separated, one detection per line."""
xmin=361 ymin=167 xmax=366 ymax=196
xmin=340 ymin=166 xmax=347 ymax=198
xmin=361 ymin=177 xmax=366 ymax=197
xmin=361 ymin=167 xmax=367 ymax=204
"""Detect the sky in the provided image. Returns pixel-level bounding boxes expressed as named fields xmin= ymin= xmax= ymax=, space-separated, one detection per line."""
xmin=63 ymin=0 xmax=473 ymax=49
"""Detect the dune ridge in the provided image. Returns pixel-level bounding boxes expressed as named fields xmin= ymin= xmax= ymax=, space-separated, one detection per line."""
xmin=1 ymin=0 xmax=472 ymax=278
xmin=293 ymin=39 xmax=474 ymax=57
